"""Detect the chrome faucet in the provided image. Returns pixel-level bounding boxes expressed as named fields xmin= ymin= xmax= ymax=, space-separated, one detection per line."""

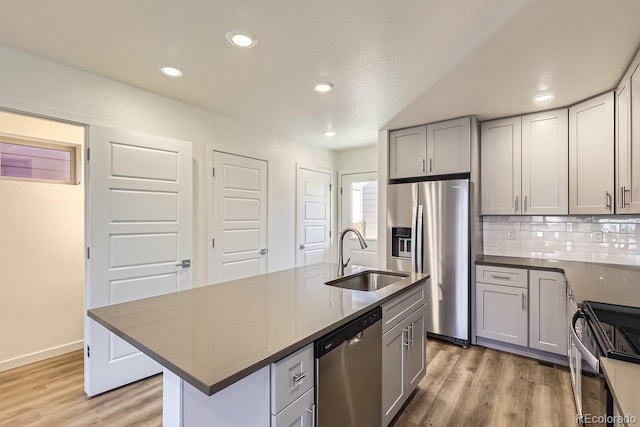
xmin=338 ymin=227 xmax=368 ymax=276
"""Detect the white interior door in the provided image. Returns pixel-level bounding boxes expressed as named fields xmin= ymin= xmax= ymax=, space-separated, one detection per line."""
xmin=339 ymin=171 xmax=378 ymax=268
xmin=85 ymin=126 xmax=192 ymax=396
xmin=211 ymin=151 xmax=268 ymax=283
xmin=296 ymin=165 xmax=332 ymax=266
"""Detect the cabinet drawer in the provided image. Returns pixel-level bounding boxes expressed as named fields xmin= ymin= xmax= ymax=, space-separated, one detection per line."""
xmin=476 ymin=265 xmax=527 ymax=288
xmin=271 ymin=388 xmax=314 ymax=427
xmin=271 ymin=344 xmax=313 ymax=415
xmin=382 ymin=283 xmax=425 ymax=334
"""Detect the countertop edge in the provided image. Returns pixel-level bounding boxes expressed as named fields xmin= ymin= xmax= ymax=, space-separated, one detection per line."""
xmin=600 ymin=358 xmax=640 ymax=426
xmin=88 ymin=275 xmax=429 ymax=396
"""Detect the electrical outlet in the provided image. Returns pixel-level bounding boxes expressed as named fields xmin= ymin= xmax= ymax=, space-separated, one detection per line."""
xmin=593 ymin=231 xmax=603 ymax=243
xmin=507 ymin=229 xmax=515 ymax=240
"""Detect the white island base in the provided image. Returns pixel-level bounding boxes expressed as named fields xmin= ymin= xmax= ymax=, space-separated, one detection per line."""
xmin=162 ymin=367 xmax=271 ymax=427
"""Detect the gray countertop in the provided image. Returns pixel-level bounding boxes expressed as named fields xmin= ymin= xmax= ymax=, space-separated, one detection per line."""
xmin=601 ymin=358 xmax=640 ymax=426
xmin=476 ymin=255 xmax=640 ymax=307
xmin=88 ymin=263 xmax=428 ymax=396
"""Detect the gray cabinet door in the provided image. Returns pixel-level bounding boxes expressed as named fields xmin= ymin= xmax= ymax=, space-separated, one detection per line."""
xmin=569 ymin=93 xmax=615 ymax=214
xmin=426 ymin=117 xmax=471 ymax=175
xmin=529 ymin=271 xmax=567 ymax=356
xmin=521 ymin=108 xmax=569 ymax=215
xmin=480 ymin=117 xmax=522 ymax=215
xmin=389 ymin=126 xmax=427 ymax=179
xmin=476 ymin=282 xmax=528 ymax=346
xmin=405 ymin=306 xmax=426 ymax=391
xmin=382 ymin=319 xmax=407 ymax=426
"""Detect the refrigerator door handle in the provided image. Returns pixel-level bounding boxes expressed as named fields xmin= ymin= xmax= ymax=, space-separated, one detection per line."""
xmin=416 ymin=205 xmax=423 ymax=273
xmin=410 ymin=206 xmax=417 ymax=273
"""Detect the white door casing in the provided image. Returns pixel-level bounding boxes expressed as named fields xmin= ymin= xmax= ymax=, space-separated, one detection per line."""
xmin=296 ymin=165 xmax=332 ymax=266
xmin=339 ymin=171 xmax=378 ymax=268
xmin=85 ymin=126 xmax=193 ymax=396
xmin=210 ymin=152 xmax=268 ymax=284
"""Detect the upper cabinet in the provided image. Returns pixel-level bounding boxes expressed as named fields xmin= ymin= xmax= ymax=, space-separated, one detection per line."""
xmin=480 ymin=117 xmax=522 ymax=215
xmin=617 ymin=51 xmax=640 ymax=214
xmin=388 ymin=125 xmax=427 ymax=179
xmin=569 ymin=92 xmax=615 ymax=215
xmin=480 ymin=109 xmax=568 ymax=216
xmin=521 ymin=109 xmax=569 ymax=215
xmin=389 ymin=117 xmax=471 ymax=180
xmin=426 ymin=117 xmax=471 ymax=175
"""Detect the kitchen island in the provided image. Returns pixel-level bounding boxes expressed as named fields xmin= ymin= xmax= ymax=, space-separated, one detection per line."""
xmin=88 ymin=263 xmax=429 ymax=426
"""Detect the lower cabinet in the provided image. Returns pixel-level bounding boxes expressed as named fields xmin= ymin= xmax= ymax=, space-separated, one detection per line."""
xmin=529 ymin=270 xmax=567 ymax=356
xmin=382 ymin=304 xmax=426 ymax=427
xmin=476 ymin=282 xmax=528 ymax=346
xmin=271 ymin=388 xmax=314 ymax=427
xmin=270 ymin=344 xmax=314 ymax=426
xmin=475 ymin=265 xmax=568 ymax=360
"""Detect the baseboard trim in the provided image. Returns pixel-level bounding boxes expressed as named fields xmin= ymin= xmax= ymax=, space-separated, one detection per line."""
xmin=0 ymin=340 xmax=84 ymax=372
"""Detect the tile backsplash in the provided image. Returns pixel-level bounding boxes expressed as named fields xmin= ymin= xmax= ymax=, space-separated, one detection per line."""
xmin=483 ymin=216 xmax=640 ymax=266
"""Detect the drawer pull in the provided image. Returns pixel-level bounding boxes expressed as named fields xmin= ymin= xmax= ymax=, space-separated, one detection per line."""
xmin=293 ymin=373 xmax=306 ymax=383
xmin=490 ymin=274 xmax=511 ymax=280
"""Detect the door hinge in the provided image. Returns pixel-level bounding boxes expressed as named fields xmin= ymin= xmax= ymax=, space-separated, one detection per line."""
xmin=87 ymin=247 xmax=90 ymax=259
xmin=212 ymin=238 xmax=215 ymax=248
xmin=86 ymin=147 xmax=90 ymax=162
xmin=212 ymin=167 xmax=215 ymax=177
xmin=87 ymin=345 xmax=90 ymax=358
xmin=329 ymin=230 xmax=332 ymax=238
xmin=329 ymin=184 xmax=332 ymax=191
xmin=340 ymin=187 xmax=343 ymax=195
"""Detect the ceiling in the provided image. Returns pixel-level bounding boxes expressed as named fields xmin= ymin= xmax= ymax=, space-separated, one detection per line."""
xmin=0 ymin=0 xmax=639 ymax=151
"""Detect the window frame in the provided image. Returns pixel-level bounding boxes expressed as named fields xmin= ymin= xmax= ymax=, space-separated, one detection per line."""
xmin=0 ymin=134 xmax=80 ymax=185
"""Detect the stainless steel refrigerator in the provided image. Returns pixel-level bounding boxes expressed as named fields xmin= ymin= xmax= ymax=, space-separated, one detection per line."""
xmin=387 ymin=179 xmax=470 ymax=346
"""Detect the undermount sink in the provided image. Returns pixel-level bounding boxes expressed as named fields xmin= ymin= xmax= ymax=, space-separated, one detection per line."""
xmin=325 ymin=271 xmax=409 ymax=292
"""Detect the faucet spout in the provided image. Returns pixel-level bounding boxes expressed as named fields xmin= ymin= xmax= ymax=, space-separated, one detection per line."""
xmin=338 ymin=227 xmax=368 ymax=276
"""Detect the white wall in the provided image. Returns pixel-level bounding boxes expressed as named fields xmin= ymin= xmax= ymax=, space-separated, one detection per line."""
xmin=0 ymin=111 xmax=85 ymax=371
xmin=0 ymin=44 xmax=338 ymax=369
xmin=336 ymin=144 xmax=378 ymax=172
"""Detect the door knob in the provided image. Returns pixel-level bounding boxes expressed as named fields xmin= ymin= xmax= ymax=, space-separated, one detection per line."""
xmin=259 ymin=248 xmax=268 ymax=255
xmin=299 ymin=244 xmax=306 ymax=249
xmin=175 ymin=259 xmax=191 ymax=268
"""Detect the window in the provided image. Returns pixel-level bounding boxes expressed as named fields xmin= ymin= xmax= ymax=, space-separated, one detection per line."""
xmin=0 ymin=137 xmax=77 ymax=184
xmin=350 ymin=180 xmax=378 ymax=239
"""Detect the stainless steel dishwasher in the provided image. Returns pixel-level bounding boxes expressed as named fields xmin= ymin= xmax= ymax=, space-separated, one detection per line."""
xmin=315 ymin=306 xmax=382 ymax=427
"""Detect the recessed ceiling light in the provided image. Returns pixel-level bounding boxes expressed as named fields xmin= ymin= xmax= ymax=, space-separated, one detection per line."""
xmin=323 ymin=130 xmax=336 ymax=138
xmin=227 ymin=31 xmax=256 ymax=49
xmin=160 ymin=66 xmax=183 ymax=78
xmin=313 ymin=82 xmax=334 ymax=93
xmin=534 ymin=93 xmax=554 ymax=103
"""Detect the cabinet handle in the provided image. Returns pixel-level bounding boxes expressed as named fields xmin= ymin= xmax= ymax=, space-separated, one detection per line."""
xmin=422 ymin=159 xmax=426 ymax=173
xmin=307 ymin=404 xmax=316 ymax=427
xmin=514 ymin=196 xmax=519 ymax=213
xmin=490 ymin=274 xmax=511 ymax=280
xmin=522 ymin=293 xmax=526 ymax=310
xmin=411 ymin=323 xmax=415 ymax=346
xmin=605 ymin=191 xmax=612 ymax=210
xmin=624 ymin=187 xmax=631 ymax=208
xmin=524 ymin=195 xmax=528 ymax=213
xmin=293 ymin=373 xmax=306 ymax=383
xmin=429 ymin=158 xmax=433 ymax=172
xmin=402 ymin=328 xmax=410 ymax=349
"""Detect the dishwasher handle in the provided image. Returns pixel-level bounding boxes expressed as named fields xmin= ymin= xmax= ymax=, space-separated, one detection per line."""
xmin=315 ymin=307 xmax=382 ymax=358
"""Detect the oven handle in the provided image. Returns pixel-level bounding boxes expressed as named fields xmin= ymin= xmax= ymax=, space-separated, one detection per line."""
xmin=570 ymin=309 xmax=600 ymax=372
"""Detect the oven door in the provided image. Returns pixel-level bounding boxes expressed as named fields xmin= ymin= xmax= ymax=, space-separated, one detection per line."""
xmin=570 ymin=309 xmax=608 ymax=426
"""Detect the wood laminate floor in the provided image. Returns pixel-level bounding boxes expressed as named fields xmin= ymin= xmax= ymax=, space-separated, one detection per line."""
xmin=0 ymin=341 xmax=576 ymax=427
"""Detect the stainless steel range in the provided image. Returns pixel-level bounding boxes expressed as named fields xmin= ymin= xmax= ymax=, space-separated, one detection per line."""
xmin=570 ymin=300 xmax=640 ymax=426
